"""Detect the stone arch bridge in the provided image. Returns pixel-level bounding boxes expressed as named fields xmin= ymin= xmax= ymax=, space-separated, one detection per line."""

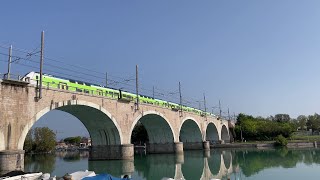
xmin=0 ymin=79 xmax=232 ymax=174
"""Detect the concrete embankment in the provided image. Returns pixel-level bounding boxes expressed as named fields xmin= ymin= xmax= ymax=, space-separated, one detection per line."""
xmin=211 ymin=141 xmax=319 ymax=149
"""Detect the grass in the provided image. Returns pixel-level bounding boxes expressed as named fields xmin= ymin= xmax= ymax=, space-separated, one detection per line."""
xmin=289 ymin=135 xmax=320 ymax=142
xmin=233 ymin=135 xmax=320 ymax=144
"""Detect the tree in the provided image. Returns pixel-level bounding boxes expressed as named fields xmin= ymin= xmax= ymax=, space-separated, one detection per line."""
xmin=33 ymin=127 xmax=56 ymax=153
xmin=307 ymin=113 xmax=320 ymax=133
xmin=23 ymin=127 xmax=56 ymax=153
xmin=274 ymin=114 xmax=291 ymax=123
xmin=235 ymin=113 xmax=295 ymax=141
xmin=24 ymin=130 xmax=33 ymax=153
xmin=297 ymin=115 xmax=307 ymax=130
xmin=64 ymin=136 xmax=81 ymax=145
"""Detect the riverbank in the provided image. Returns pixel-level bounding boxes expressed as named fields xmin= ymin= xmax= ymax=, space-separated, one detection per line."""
xmin=211 ymin=141 xmax=320 ymax=149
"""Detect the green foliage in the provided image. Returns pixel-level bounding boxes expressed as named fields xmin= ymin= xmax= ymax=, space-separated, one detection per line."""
xmin=24 ymin=130 xmax=33 ymax=153
xmin=23 ymin=127 xmax=56 ymax=153
xmin=306 ymin=113 xmax=320 ymax=133
xmin=297 ymin=115 xmax=307 ymax=130
xmin=64 ymin=136 xmax=81 ymax=145
xmin=274 ymin=114 xmax=291 ymax=123
xmin=274 ymin=134 xmax=288 ymax=146
xmin=235 ymin=113 xmax=295 ymax=141
xmin=33 ymin=127 xmax=56 ymax=153
xmin=290 ymin=135 xmax=320 ymax=142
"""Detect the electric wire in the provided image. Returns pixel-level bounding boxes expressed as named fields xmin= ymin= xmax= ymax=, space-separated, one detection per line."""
xmin=0 ymin=46 xmax=221 ymax=115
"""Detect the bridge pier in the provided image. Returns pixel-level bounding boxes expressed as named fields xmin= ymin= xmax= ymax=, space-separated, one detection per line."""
xmin=147 ymin=142 xmax=184 ymax=154
xmin=181 ymin=141 xmax=210 ymax=151
xmin=183 ymin=142 xmax=203 ymax=150
xmin=174 ymin=142 xmax=184 ymax=154
xmin=203 ymin=141 xmax=210 ymax=151
xmin=89 ymin=144 xmax=134 ymax=160
xmin=0 ymin=150 xmax=24 ymax=175
xmin=147 ymin=143 xmax=175 ymax=154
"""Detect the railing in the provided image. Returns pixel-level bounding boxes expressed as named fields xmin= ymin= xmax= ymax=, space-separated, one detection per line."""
xmin=0 ymin=73 xmax=30 ymax=83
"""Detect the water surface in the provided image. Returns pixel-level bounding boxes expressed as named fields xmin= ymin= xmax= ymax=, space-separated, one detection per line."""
xmin=25 ymin=148 xmax=320 ymax=179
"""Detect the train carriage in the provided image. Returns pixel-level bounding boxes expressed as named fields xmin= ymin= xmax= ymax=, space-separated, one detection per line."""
xmin=23 ymin=71 xmax=215 ymax=118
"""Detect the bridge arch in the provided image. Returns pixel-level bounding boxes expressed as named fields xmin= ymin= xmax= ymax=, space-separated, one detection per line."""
xmin=208 ymin=150 xmax=222 ymax=176
xmin=18 ymin=100 xmax=123 ymax=150
xmin=129 ymin=111 xmax=176 ymax=145
xmin=181 ymin=151 xmax=204 ymax=180
xmin=222 ymin=151 xmax=232 ymax=170
xmin=221 ymin=125 xmax=230 ymax=143
xmin=206 ymin=122 xmax=219 ymax=144
xmin=179 ymin=117 xmax=203 ymax=150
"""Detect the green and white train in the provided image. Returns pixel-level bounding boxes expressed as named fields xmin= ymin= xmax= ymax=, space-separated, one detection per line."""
xmin=23 ymin=71 xmax=215 ymax=117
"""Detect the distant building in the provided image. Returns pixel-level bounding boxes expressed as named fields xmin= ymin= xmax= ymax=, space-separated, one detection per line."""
xmin=56 ymin=141 xmax=68 ymax=150
xmin=80 ymin=137 xmax=91 ymax=148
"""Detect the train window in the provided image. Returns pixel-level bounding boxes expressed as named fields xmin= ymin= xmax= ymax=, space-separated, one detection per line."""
xmin=76 ymin=88 xmax=83 ymax=92
xmin=97 ymin=90 xmax=103 ymax=96
xmin=105 ymin=91 xmax=108 ymax=96
xmin=84 ymin=90 xmax=89 ymax=93
xmin=59 ymin=82 xmax=67 ymax=90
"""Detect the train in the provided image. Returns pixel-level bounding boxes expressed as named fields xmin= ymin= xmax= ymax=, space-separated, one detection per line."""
xmin=23 ymin=71 xmax=215 ymax=117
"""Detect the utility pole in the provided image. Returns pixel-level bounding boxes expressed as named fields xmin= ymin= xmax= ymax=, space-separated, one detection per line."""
xmin=39 ymin=31 xmax=44 ymax=99
xmin=135 ymin=65 xmax=139 ymax=110
xmin=203 ymin=93 xmax=207 ymax=117
xmin=219 ymin=100 xmax=222 ymax=119
xmin=105 ymin=72 xmax=108 ymax=87
xmin=179 ymin=82 xmax=182 ymax=110
xmin=228 ymin=108 xmax=231 ymax=121
xmin=153 ymin=86 xmax=155 ymax=99
xmin=234 ymin=112 xmax=236 ymax=122
xmin=7 ymin=45 xmax=12 ymax=79
xmin=179 ymin=82 xmax=183 ymax=116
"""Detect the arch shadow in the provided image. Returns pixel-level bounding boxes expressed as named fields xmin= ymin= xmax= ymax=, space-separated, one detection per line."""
xmin=221 ymin=125 xmax=230 ymax=143
xmin=179 ymin=118 xmax=202 ymax=150
xmin=18 ymin=100 xmax=122 ymax=150
xmin=206 ymin=123 xmax=219 ymax=144
xmin=130 ymin=111 xmax=175 ymax=153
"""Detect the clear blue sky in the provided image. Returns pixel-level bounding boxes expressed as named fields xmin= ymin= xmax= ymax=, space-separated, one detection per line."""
xmin=1 ymin=1 xmax=320 ymax=139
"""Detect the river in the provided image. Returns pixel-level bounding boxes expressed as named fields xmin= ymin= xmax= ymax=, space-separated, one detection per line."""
xmin=24 ymin=148 xmax=320 ymax=180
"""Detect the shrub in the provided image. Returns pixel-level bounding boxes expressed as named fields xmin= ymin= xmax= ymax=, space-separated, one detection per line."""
xmin=274 ymin=134 xmax=288 ymax=146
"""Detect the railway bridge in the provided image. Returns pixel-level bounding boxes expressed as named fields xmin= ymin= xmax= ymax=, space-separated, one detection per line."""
xmin=0 ymin=78 xmax=233 ymax=174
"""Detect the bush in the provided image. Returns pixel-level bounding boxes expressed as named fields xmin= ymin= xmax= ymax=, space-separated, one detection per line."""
xmin=274 ymin=134 xmax=288 ymax=146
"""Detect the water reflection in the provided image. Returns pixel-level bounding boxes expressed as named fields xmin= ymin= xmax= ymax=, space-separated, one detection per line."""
xmin=232 ymin=148 xmax=320 ymax=177
xmin=24 ymin=148 xmax=320 ymax=179
xmin=24 ymin=153 xmax=55 ymax=173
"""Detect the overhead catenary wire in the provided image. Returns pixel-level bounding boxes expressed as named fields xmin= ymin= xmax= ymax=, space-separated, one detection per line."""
xmin=0 ymin=45 xmax=223 ymax=115
xmin=0 ymin=44 xmax=136 ymax=83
